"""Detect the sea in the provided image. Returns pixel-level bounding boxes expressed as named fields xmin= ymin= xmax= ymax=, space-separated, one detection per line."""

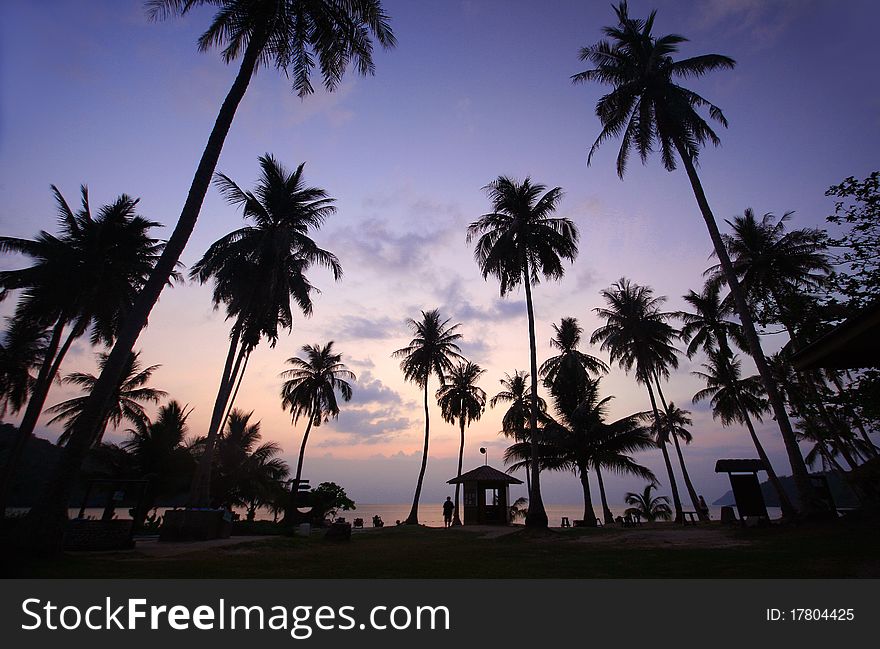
xmin=49 ymin=503 xmax=784 ymax=527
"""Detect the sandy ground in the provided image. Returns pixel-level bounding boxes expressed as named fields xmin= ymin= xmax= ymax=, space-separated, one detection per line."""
xmin=130 ymin=535 xmax=277 ymax=558
xmin=571 ymin=526 xmax=753 ymax=549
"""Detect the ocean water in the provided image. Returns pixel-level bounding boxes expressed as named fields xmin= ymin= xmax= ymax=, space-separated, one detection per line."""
xmin=56 ymin=503 xmax=783 ymax=527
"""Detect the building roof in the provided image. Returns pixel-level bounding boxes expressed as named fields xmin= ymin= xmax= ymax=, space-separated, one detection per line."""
xmin=714 ymin=459 xmax=767 ymax=474
xmin=447 ymin=465 xmax=523 ymax=485
xmin=789 ymin=300 xmax=880 ymax=371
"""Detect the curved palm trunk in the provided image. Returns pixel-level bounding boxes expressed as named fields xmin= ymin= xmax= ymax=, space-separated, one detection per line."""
xmin=654 ymin=380 xmax=707 ymax=521
xmin=0 ymin=317 xmax=67 ymax=518
xmin=188 ymin=325 xmax=245 ymax=507
xmin=522 ymin=266 xmax=548 ymax=528
xmin=595 ymin=465 xmax=615 ymax=525
xmin=221 ymin=349 xmax=251 ymax=434
xmin=284 ymin=408 xmax=316 ymax=525
xmin=578 ymin=466 xmax=598 ymax=527
xmin=740 ymin=411 xmax=796 ymax=517
xmin=452 ymin=417 xmax=465 ymax=526
xmin=16 ymin=33 xmax=268 ymax=553
xmin=645 ymin=381 xmax=683 ymax=523
xmin=675 ymin=141 xmax=817 ymax=516
xmin=405 ymin=381 xmax=431 ymax=525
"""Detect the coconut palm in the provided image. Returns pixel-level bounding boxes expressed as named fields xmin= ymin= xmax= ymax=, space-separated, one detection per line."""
xmin=692 ymin=351 xmax=795 ymax=516
xmin=468 ymin=176 xmax=579 ymax=528
xmin=540 ymin=317 xmax=608 ymax=388
xmin=437 ymin=361 xmax=486 ymax=526
xmin=280 ymin=342 xmax=354 ymax=522
xmin=489 ymin=370 xmax=546 ymax=495
xmin=0 ymin=318 xmax=49 ymax=418
xmin=624 ymin=483 xmax=672 ymax=522
xmin=508 ymin=496 xmax=528 ymax=523
xmin=188 ymin=154 xmax=342 ymax=507
xmin=574 ymin=1 xmax=817 ymax=514
xmin=46 ymin=351 xmax=166 ymax=447
xmin=652 ymin=402 xmax=707 ymax=521
xmin=122 ymin=400 xmax=195 ymax=529
xmin=677 ymin=282 xmax=747 ymax=359
xmin=0 ymin=187 xmax=163 ymax=519
xmin=27 ymin=0 xmax=394 ymax=550
xmin=393 ymin=309 xmax=463 ymax=525
xmin=591 ymin=278 xmax=685 ymax=522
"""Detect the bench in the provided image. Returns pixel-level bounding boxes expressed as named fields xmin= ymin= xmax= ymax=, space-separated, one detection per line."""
xmin=683 ymin=511 xmax=699 ymax=525
xmin=560 ymin=517 xmax=571 ymax=528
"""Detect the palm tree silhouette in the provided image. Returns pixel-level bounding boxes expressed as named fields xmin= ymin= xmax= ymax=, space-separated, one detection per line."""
xmin=652 ymin=402 xmax=707 ymax=522
xmin=188 ymin=154 xmax=342 ymax=507
xmin=437 ymin=360 xmax=486 ymax=526
xmin=677 ymin=282 xmax=747 ymax=360
xmin=540 ymin=317 xmax=608 ymax=413
xmin=393 ymin=309 xmax=463 ymax=525
xmin=123 ymin=400 xmax=195 ymax=529
xmin=47 ymin=351 xmax=166 ymax=447
xmin=624 ymin=483 xmax=672 ymax=522
xmin=468 ymin=176 xmax=579 ymax=528
xmin=692 ymin=351 xmax=795 ymax=516
xmin=31 ymin=0 xmax=394 ymax=548
xmin=573 ymin=1 xmax=818 ymax=514
xmin=591 ymin=278 xmax=685 ymax=522
xmin=489 ymin=370 xmax=546 ymax=496
xmin=0 ymin=186 xmax=163 ymax=519
xmin=0 ymin=318 xmax=49 ymax=418
xmin=280 ymin=342 xmax=354 ymax=522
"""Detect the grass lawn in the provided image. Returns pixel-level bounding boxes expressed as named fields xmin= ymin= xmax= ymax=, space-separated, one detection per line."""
xmin=4 ymin=518 xmax=877 ymax=579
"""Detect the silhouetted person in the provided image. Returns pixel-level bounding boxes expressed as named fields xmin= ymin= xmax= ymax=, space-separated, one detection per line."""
xmin=443 ymin=496 xmax=454 ymax=527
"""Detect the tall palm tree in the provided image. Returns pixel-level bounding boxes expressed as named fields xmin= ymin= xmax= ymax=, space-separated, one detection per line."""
xmin=280 ymin=341 xmax=354 ymax=521
xmin=0 ymin=186 xmax=163 ymax=520
xmin=393 ymin=309 xmax=463 ymax=525
xmin=652 ymin=402 xmax=707 ymax=521
xmin=624 ymin=483 xmax=672 ymax=522
xmin=46 ymin=351 xmax=166 ymax=447
xmin=489 ymin=371 xmax=546 ymax=495
xmin=591 ymin=278 xmax=685 ymax=522
xmin=122 ymin=400 xmax=195 ymax=529
xmin=437 ymin=360 xmax=486 ymax=526
xmin=677 ymin=282 xmax=747 ymax=360
xmin=468 ymin=176 xmax=579 ymax=528
xmin=27 ymin=0 xmax=395 ymax=551
xmin=188 ymin=154 xmax=342 ymax=507
xmin=540 ymin=317 xmax=608 ymax=388
xmin=573 ymin=1 xmax=817 ymax=514
xmin=693 ymin=351 xmax=796 ymax=516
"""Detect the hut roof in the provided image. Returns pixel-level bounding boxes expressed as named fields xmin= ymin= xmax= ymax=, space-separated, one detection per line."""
xmin=789 ymin=300 xmax=880 ymax=371
xmin=714 ymin=459 xmax=767 ymax=473
xmin=447 ymin=465 xmax=523 ymax=485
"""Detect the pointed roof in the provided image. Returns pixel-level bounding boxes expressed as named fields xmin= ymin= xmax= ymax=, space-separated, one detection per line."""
xmin=447 ymin=465 xmax=523 ymax=484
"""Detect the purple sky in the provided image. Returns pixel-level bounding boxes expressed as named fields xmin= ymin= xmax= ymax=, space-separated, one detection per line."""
xmin=1 ymin=0 xmax=878 ymax=508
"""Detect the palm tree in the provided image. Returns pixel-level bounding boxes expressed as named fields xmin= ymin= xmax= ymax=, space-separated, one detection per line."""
xmin=280 ymin=341 xmax=354 ymax=521
xmin=46 ymin=351 xmax=166 ymax=446
xmin=489 ymin=371 xmax=546 ymax=495
xmin=437 ymin=361 xmax=486 ymax=526
xmin=692 ymin=351 xmax=795 ymax=516
xmin=591 ymin=278 xmax=685 ymax=522
xmin=27 ymin=0 xmax=395 ymax=551
xmin=677 ymin=282 xmax=747 ymax=359
xmin=468 ymin=176 xmax=579 ymax=528
xmin=0 ymin=318 xmax=49 ymax=418
xmin=188 ymin=154 xmax=342 ymax=507
xmin=122 ymin=400 xmax=195 ymax=529
xmin=540 ymin=317 xmax=608 ymax=388
xmin=0 ymin=186 xmax=162 ymax=520
xmin=393 ymin=309 xmax=463 ymax=525
xmin=206 ymin=409 xmax=289 ymax=511
xmin=574 ymin=1 xmax=817 ymax=514
xmin=652 ymin=402 xmax=707 ymax=521
xmin=624 ymin=483 xmax=672 ymax=522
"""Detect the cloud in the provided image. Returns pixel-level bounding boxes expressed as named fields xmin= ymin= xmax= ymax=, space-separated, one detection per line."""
xmin=690 ymin=0 xmax=807 ymax=44
xmin=351 ymin=370 xmax=402 ymax=407
xmin=436 ymin=276 xmax=526 ymax=323
xmin=332 ymin=313 xmax=402 ymax=341
xmin=317 ymin=405 xmax=412 ymax=446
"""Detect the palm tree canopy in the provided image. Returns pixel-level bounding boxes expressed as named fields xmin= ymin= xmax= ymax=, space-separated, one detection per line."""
xmin=676 ymin=282 xmax=747 ymax=358
xmin=489 ymin=370 xmax=547 ymax=440
xmin=147 ymin=0 xmax=396 ymax=97
xmin=436 ymin=361 xmax=487 ymax=428
xmin=466 ymin=176 xmax=579 ymax=295
xmin=392 ymin=309 xmax=463 ymax=388
xmin=708 ymin=209 xmax=831 ymax=327
xmin=123 ymin=400 xmax=195 ymax=491
xmin=692 ymin=351 xmax=769 ymax=426
xmin=653 ymin=402 xmax=693 ymax=445
xmin=572 ymin=0 xmax=735 ymax=175
xmin=48 ymin=351 xmax=167 ymax=445
xmin=591 ymin=278 xmax=680 ymax=385
xmin=540 ymin=316 xmax=609 ymax=385
xmin=624 ymin=483 xmax=672 ymax=521
xmin=280 ymin=340 xmax=355 ymax=427
xmin=0 ymin=317 xmax=50 ymax=417
xmin=0 ymin=186 xmax=165 ymax=346
xmin=191 ymin=154 xmax=342 ymax=349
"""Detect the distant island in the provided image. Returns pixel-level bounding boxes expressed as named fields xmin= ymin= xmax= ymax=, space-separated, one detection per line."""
xmin=713 ymin=471 xmax=860 ymax=509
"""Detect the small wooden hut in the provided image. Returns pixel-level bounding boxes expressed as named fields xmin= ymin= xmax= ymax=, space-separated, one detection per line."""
xmin=447 ymin=465 xmax=522 ymax=525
